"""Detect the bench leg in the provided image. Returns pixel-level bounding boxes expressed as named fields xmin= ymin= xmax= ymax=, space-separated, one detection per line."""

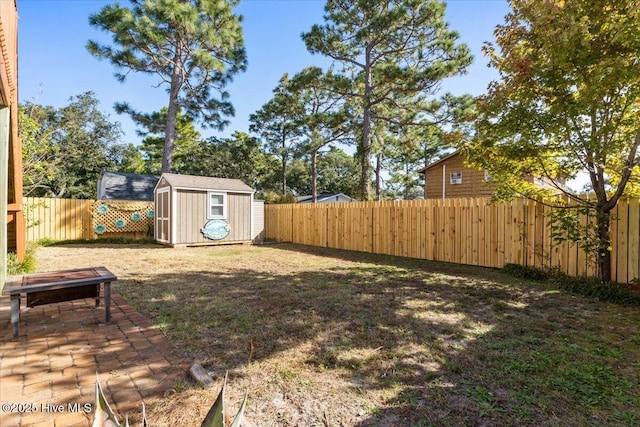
xmin=10 ymin=295 xmax=20 ymax=340
xmin=104 ymin=282 xmax=111 ymax=323
xmin=95 ymin=284 xmax=101 ymax=307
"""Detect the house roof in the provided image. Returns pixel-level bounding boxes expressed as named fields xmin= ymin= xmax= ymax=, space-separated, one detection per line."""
xmin=416 ymin=151 xmax=461 ymax=174
xmin=97 ymin=171 xmax=159 ymax=201
xmin=158 ymin=173 xmax=254 ymax=193
xmin=296 ymin=193 xmax=355 ymax=203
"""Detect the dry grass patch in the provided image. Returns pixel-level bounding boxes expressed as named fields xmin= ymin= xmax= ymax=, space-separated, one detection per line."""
xmin=35 ymin=243 xmax=640 ymax=426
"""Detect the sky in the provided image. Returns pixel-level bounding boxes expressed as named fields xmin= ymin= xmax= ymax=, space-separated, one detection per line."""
xmin=17 ymin=0 xmax=512 ymax=146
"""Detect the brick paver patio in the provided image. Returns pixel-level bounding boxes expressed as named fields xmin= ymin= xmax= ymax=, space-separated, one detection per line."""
xmin=0 ymin=291 xmax=189 ymax=426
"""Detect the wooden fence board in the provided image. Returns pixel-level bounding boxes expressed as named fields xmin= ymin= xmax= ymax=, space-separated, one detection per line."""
xmin=611 ymin=204 xmax=619 ymax=283
xmin=617 ymin=201 xmax=629 ymax=284
xmin=629 ymin=200 xmax=640 ymax=283
xmin=577 ymin=206 xmax=589 ymax=277
xmin=477 ymin=199 xmax=485 ymax=267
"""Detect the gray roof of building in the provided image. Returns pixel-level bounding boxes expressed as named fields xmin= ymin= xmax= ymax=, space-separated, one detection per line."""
xmin=159 ymin=173 xmax=254 ymax=192
xmin=296 ymin=193 xmax=355 ymax=203
xmin=98 ymin=171 xmax=159 ymax=201
xmin=416 ymin=150 xmax=460 ymax=174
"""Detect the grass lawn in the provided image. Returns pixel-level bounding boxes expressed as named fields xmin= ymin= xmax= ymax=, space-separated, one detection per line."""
xmin=35 ymin=243 xmax=640 ymax=426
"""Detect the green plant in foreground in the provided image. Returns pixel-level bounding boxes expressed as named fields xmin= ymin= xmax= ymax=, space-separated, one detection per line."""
xmin=7 ymin=245 xmax=37 ymax=275
xmin=502 ymin=263 xmax=549 ymax=281
xmin=92 ymin=372 xmax=247 ymax=427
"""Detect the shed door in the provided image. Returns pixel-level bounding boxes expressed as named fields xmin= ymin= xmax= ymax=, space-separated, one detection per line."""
xmin=155 ymin=188 xmax=170 ymax=243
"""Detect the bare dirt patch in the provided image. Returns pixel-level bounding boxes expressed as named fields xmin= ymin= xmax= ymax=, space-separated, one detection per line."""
xmin=35 ymin=243 xmax=640 ymax=426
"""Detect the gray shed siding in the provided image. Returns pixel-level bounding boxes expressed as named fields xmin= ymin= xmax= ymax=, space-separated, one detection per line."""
xmin=252 ymin=200 xmax=264 ymax=242
xmin=174 ymin=189 xmax=251 ymax=244
xmin=155 ymin=180 xmax=172 ymax=243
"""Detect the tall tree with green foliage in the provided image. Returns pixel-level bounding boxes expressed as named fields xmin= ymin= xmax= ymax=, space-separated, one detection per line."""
xmin=196 ymin=131 xmax=280 ymax=192
xmin=302 ymin=0 xmax=472 ymax=199
xmin=19 ymin=92 xmax=124 ymax=199
xmin=249 ymin=74 xmax=305 ymax=195
xmin=111 ymin=143 xmax=147 ymax=174
xmin=385 ymin=126 xmax=444 ymax=200
xmin=19 ymin=102 xmax=58 ymax=196
xmin=288 ymin=67 xmax=354 ymax=202
xmin=315 ymin=147 xmax=359 ymax=197
xmin=465 ymin=0 xmax=640 ymax=282
xmin=132 ymin=108 xmax=202 ymax=175
xmin=87 ymin=0 xmax=247 ymax=173
xmin=278 ymin=147 xmax=360 ymax=198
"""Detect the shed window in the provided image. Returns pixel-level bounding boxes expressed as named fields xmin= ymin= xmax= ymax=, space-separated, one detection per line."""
xmin=208 ymin=192 xmax=227 ymax=219
xmin=450 ymin=172 xmax=462 ymax=184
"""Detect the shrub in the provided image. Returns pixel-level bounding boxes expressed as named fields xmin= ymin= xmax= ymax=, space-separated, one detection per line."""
xmin=503 ymin=263 xmax=640 ymax=307
xmin=7 ymin=244 xmax=37 ymax=275
xmin=502 ymin=263 xmax=549 ymax=281
xmin=550 ymin=274 xmax=640 ymax=307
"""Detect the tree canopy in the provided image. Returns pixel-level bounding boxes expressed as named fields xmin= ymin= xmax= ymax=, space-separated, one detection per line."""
xmin=20 ymin=92 xmax=124 ymax=199
xmin=132 ymin=108 xmax=202 ymax=175
xmin=87 ymin=0 xmax=247 ymax=173
xmin=249 ymin=74 xmax=305 ymax=195
xmin=302 ymin=0 xmax=472 ymax=199
xmin=287 ymin=67 xmax=354 ymax=202
xmin=465 ymin=0 xmax=640 ymax=281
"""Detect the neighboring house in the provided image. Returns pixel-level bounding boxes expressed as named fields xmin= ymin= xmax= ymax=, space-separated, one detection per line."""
xmin=97 ymin=171 xmax=159 ymax=201
xmin=1 ymin=0 xmax=21 ymax=290
xmin=417 ymin=150 xmax=565 ymax=199
xmin=296 ymin=194 xmax=355 ymax=203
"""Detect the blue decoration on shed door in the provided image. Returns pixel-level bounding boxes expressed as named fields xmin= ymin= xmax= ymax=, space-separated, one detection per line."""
xmin=201 ymin=219 xmax=230 ymax=240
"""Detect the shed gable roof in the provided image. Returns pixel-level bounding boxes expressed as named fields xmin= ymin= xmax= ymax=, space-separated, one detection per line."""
xmin=159 ymin=173 xmax=254 ymax=193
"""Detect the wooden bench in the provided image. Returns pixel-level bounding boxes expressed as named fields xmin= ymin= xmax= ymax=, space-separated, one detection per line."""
xmin=3 ymin=267 xmax=117 ymax=340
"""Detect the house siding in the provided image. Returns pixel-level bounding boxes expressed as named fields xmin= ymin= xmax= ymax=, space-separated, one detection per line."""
xmin=2 ymin=1 xmax=23 ymax=286
xmin=424 ymin=153 xmax=496 ymax=199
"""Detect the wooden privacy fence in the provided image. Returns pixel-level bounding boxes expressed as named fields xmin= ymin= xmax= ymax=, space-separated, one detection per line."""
xmin=265 ymin=198 xmax=640 ymax=285
xmin=25 ymin=197 xmax=154 ymax=242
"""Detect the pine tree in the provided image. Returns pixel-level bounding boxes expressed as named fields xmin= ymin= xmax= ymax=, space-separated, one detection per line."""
xmin=88 ymin=0 xmax=247 ymax=173
xmin=302 ymin=0 xmax=472 ymax=199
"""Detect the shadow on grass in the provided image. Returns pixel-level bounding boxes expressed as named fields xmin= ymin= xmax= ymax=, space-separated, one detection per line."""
xmin=272 ymin=241 xmax=518 ymax=281
xmin=41 ymin=242 xmax=168 ymax=250
xmin=114 ymin=243 xmax=640 ymax=426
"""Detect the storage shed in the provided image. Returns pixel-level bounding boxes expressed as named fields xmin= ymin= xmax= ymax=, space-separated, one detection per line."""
xmin=154 ymin=173 xmax=264 ymax=247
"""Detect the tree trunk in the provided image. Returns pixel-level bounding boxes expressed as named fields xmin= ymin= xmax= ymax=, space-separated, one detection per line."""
xmin=360 ymin=49 xmax=373 ymax=200
xmin=281 ymin=154 xmax=287 ymax=195
xmin=311 ymin=149 xmax=318 ymax=203
xmin=281 ymin=131 xmax=287 ymax=195
xmin=375 ymin=151 xmax=382 ymax=200
xmin=596 ymin=208 xmax=612 ymax=282
xmin=162 ymin=51 xmax=183 ymax=174
xmin=404 ymin=162 xmax=410 ymax=200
